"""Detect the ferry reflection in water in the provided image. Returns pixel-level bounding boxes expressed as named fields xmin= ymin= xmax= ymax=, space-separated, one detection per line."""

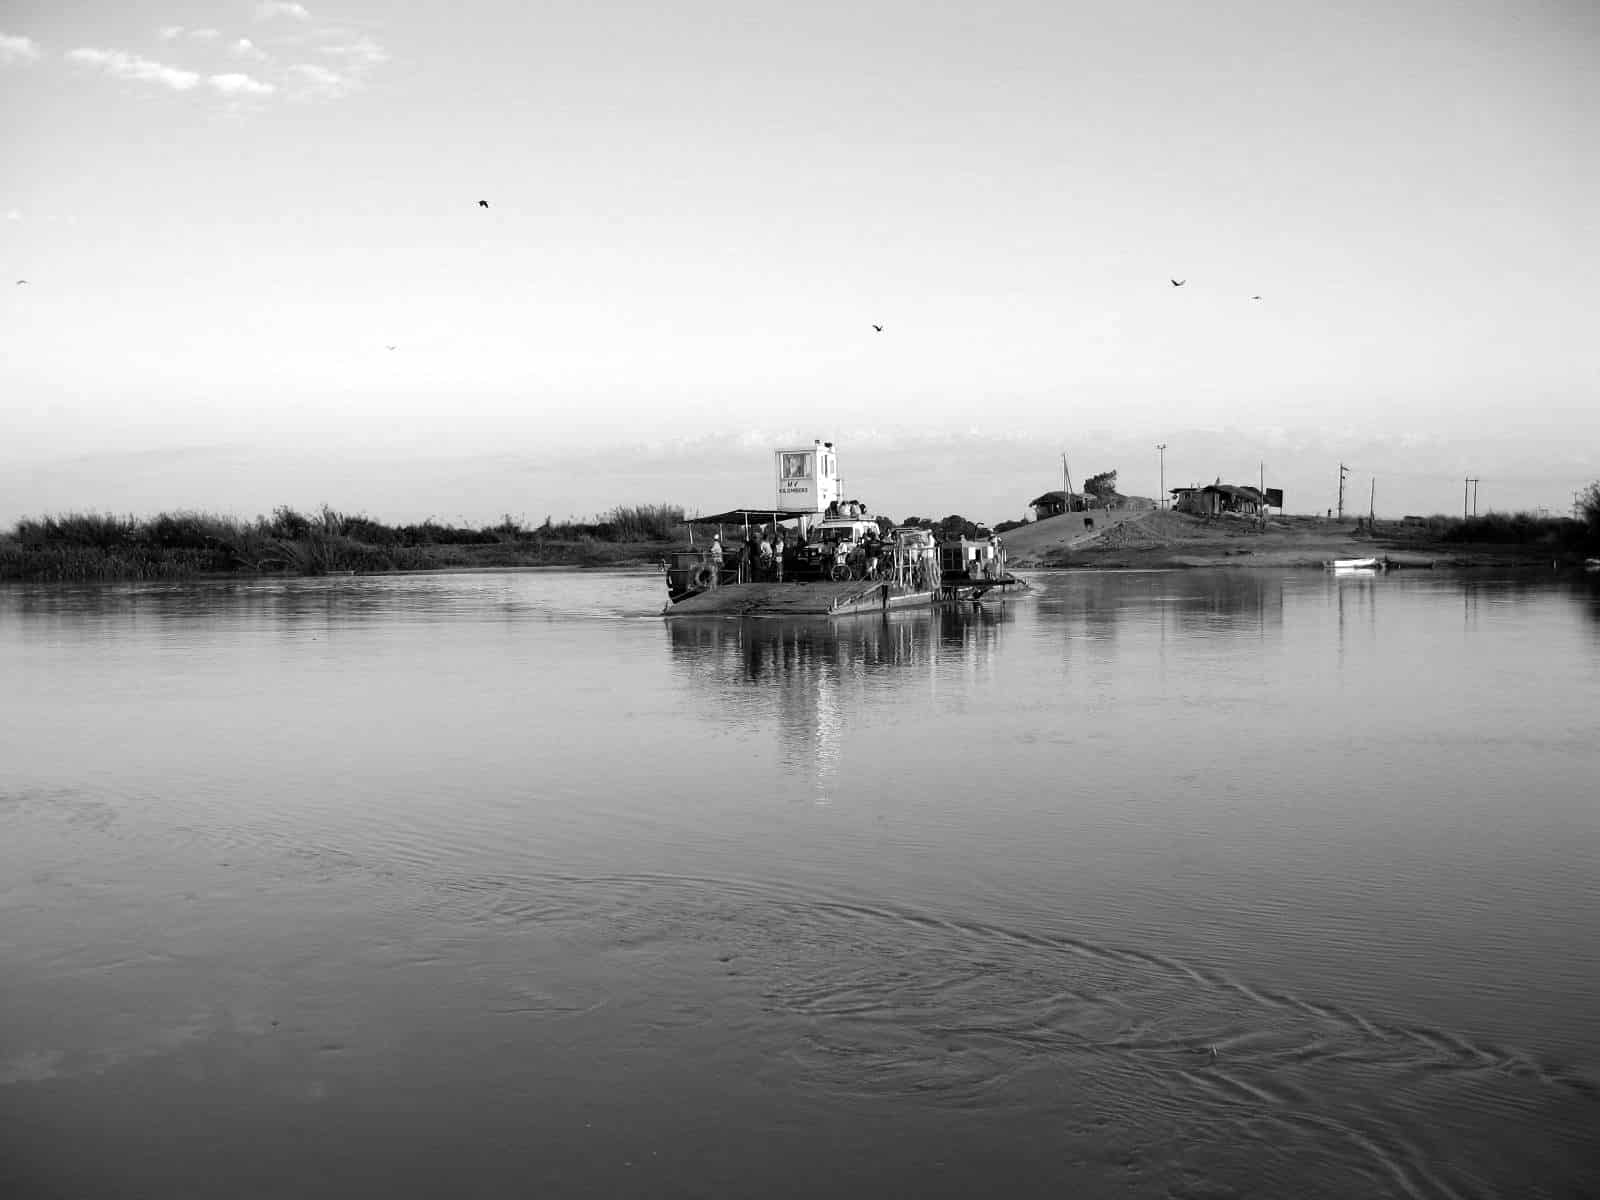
xmin=665 ymin=604 xmax=1014 ymax=799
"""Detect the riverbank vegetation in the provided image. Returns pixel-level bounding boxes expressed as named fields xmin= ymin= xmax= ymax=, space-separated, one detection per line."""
xmin=4 ymin=490 xmax=1596 ymax=581
xmin=0 ymin=505 xmax=688 ymax=581
xmin=1382 ymin=507 xmax=1598 ymax=557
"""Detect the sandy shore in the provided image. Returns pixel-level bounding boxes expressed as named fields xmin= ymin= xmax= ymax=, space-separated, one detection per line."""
xmin=999 ymin=509 xmax=1557 ymax=570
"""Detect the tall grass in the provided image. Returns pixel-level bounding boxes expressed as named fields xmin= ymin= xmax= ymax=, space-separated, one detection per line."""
xmin=537 ymin=503 xmax=685 ymax=542
xmin=1 ymin=503 xmax=691 ymax=581
xmin=1395 ymin=512 xmax=1591 ymax=548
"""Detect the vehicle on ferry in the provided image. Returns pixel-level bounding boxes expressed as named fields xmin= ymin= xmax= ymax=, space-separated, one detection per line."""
xmin=795 ymin=504 xmax=886 ymax=581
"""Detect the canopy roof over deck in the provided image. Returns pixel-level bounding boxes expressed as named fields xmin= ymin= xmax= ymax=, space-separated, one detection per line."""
xmin=690 ymin=508 xmax=811 ymax=526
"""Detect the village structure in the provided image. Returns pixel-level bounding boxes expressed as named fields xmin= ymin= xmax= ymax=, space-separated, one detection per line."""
xmin=1168 ymin=482 xmax=1270 ymax=517
xmin=1029 ymin=480 xmax=1283 ymax=523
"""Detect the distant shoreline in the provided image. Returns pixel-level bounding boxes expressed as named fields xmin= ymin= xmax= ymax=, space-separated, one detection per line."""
xmin=998 ymin=509 xmax=1593 ymax=572
xmin=4 ymin=505 xmax=1594 ymax=583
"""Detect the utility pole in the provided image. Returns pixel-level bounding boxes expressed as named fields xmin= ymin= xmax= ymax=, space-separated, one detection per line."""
xmin=1337 ymin=463 xmax=1349 ymax=521
xmin=1370 ymin=478 xmax=1375 ymax=524
xmin=1062 ymin=452 xmax=1075 ymax=509
xmin=1465 ymin=477 xmax=1480 ymax=518
xmin=1156 ymin=444 xmax=1167 ymax=509
xmin=1472 ymin=478 xmax=1480 ymax=516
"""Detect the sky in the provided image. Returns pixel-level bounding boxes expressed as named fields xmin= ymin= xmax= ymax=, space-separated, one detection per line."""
xmin=2 ymin=0 xmax=1596 ymax=526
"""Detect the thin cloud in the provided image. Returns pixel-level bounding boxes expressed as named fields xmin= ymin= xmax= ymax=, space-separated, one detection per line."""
xmin=230 ymin=38 xmax=267 ymax=61
xmin=157 ymin=26 xmax=219 ymax=42
xmin=287 ymin=62 xmax=348 ymax=98
xmin=209 ymin=72 xmax=275 ymax=97
xmin=0 ymin=32 xmax=43 ymax=63
xmin=67 ymin=47 xmax=200 ymax=91
xmin=256 ymin=2 xmax=310 ymax=19
xmin=285 ymin=34 xmax=387 ymax=100
xmin=320 ymin=37 xmax=387 ymax=69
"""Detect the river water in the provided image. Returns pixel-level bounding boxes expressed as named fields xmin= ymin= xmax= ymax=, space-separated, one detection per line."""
xmin=2 ymin=568 xmax=1598 ymax=1199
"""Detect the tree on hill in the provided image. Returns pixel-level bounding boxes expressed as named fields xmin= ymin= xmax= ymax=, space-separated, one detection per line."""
xmin=1083 ymin=470 xmax=1118 ymax=499
xmin=936 ymin=514 xmax=986 ymax=539
xmin=896 ymin=514 xmax=993 ymax=538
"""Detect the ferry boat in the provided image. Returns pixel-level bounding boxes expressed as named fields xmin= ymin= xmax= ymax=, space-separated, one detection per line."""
xmin=662 ymin=441 xmax=1026 ymax=617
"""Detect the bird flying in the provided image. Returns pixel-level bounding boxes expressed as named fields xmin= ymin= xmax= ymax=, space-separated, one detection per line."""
xmin=14 ymin=280 xmax=26 ymax=285
xmin=478 ymin=200 xmax=489 ymax=208
xmin=386 ymin=345 xmax=397 ymax=350
xmin=1251 ymin=295 xmax=1262 ymax=300
xmin=872 ymin=324 xmax=883 ymax=332
xmin=1170 ymin=279 xmax=1186 ymax=287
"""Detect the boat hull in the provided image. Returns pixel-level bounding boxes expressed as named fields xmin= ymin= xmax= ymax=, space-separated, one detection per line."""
xmin=665 ymin=579 xmax=930 ymax=617
xmin=664 ymin=574 xmax=1029 ymax=617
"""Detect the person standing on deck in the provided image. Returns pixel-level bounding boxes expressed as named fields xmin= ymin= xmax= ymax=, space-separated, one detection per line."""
xmin=708 ymin=534 xmax=723 ymax=586
xmin=774 ymin=531 xmax=786 ymax=582
xmin=758 ymin=529 xmax=773 ymax=580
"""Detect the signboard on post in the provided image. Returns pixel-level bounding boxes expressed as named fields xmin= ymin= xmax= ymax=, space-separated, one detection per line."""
xmin=1264 ymin=487 xmax=1284 ymax=509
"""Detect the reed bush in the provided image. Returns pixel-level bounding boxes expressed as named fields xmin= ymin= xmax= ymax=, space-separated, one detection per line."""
xmin=3 ymin=501 xmax=693 ymax=580
xmin=1580 ymin=483 xmax=1600 ymax=538
xmin=1410 ymin=512 xmax=1586 ymax=546
xmin=15 ymin=512 xmax=141 ymax=550
xmin=605 ymin=504 xmax=685 ymax=542
xmin=146 ymin=510 xmax=246 ymax=552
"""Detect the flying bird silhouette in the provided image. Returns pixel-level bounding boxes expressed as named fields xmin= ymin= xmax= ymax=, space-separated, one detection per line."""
xmin=1170 ymin=279 xmax=1186 ymax=287
xmin=386 ymin=345 xmax=397 ymax=350
xmin=872 ymin=324 xmax=883 ymax=332
xmin=478 ymin=200 xmax=489 ymax=208
xmin=1251 ymin=295 xmax=1262 ymax=300
xmin=14 ymin=280 xmax=26 ymax=285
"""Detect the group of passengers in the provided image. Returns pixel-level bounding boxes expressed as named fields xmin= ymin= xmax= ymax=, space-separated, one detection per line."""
xmin=703 ymin=526 xmax=807 ymax=584
xmin=705 ymin=524 xmax=917 ymax=584
xmin=744 ymin=527 xmax=790 ymax=582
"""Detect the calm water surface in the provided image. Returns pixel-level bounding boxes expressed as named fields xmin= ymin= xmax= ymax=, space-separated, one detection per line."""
xmin=3 ymin=569 xmax=1598 ymax=1199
